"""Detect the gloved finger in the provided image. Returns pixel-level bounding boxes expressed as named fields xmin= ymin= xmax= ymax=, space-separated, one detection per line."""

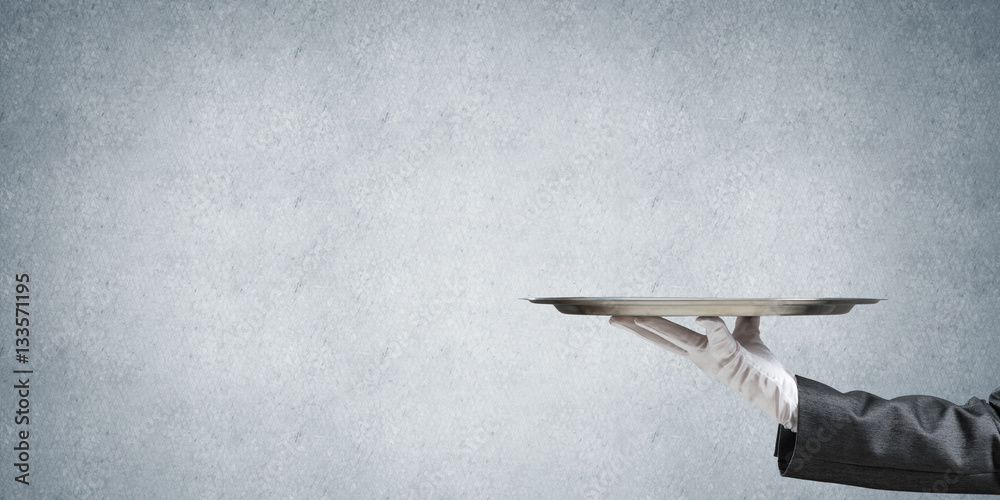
xmin=633 ymin=316 xmax=707 ymax=351
xmin=695 ymin=316 xmax=739 ymax=357
xmin=610 ymin=316 xmax=689 ymax=355
xmin=732 ymin=316 xmax=761 ymax=344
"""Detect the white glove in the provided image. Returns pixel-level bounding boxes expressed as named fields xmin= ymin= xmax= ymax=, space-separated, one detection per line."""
xmin=610 ymin=315 xmax=798 ymax=432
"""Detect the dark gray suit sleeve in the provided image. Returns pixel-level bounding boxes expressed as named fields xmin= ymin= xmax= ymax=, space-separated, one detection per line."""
xmin=774 ymin=376 xmax=1000 ymax=494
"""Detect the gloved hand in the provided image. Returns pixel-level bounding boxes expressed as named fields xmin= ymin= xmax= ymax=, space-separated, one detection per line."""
xmin=610 ymin=316 xmax=798 ymax=432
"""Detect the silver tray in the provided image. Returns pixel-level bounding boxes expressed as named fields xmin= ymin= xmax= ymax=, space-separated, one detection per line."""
xmin=524 ymin=297 xmax=882 ymax=317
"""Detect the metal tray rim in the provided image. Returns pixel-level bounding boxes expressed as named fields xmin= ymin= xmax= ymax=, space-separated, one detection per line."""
xmin=525 ymin=297 xmax=883 ymax=303
xmin=524 ymin=297 xmax=884 ymax=316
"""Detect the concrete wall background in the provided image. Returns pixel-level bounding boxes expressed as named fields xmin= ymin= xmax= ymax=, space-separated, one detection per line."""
xmin=2 ymin=1 xmax=999 ymax=498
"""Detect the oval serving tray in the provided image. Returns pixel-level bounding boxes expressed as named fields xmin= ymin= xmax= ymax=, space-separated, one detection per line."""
xmin=524 ymin=297 xmax=882 ymax=317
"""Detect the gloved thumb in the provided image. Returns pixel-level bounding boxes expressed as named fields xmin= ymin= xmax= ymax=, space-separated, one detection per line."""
xmin=696 ymin=316 xmax=738 ymax=357
xmin=695 ymin=316 xmax=726 ymax=333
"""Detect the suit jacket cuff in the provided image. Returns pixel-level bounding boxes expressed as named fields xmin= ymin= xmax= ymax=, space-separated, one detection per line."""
xmin=774 ymin=375 xmax=1000 ymax=494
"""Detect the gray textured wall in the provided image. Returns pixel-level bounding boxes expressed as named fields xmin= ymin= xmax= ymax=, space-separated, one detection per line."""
xmin=2 ymin=1 xmax=999 ymax=498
